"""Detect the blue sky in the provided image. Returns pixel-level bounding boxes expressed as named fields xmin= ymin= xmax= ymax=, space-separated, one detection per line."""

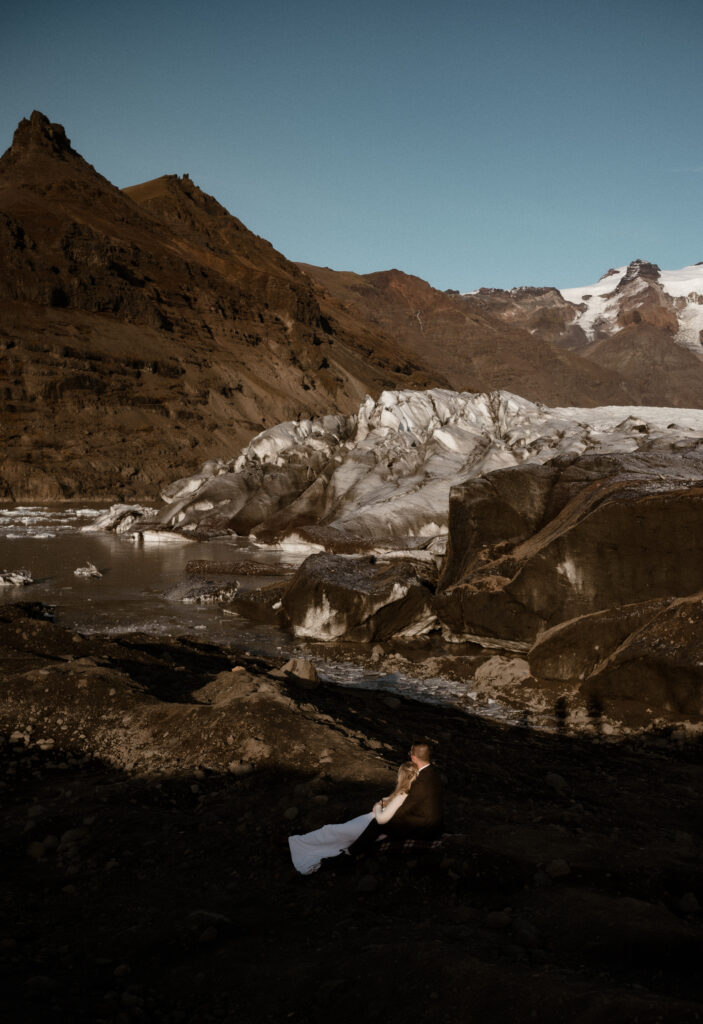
xmin=3 ymin=0 xmax=702 ymax=291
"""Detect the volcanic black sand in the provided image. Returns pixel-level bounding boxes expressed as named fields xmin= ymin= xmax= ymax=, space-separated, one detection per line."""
xmin=2 ymin=602 xmax=703 ymax=1023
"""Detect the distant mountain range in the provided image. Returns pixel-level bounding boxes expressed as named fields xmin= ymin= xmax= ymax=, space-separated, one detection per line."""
xmin=1 ymin=111 xmax=702 ymax=501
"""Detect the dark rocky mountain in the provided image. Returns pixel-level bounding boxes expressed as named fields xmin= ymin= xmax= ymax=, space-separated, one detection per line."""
xmin=0 ymin=112 xmax=435 ymax=501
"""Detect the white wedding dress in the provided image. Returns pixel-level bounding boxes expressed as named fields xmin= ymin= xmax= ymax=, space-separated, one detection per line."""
xmin=288 ymin=792 xmax=408 ymax=875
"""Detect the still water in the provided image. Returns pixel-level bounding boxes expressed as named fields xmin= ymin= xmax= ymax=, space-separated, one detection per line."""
xmin=0 ymin=505 xmax=514 ymax=719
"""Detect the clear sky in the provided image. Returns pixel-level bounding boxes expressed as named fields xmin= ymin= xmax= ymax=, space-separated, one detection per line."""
xmin=3 ymin=0 xmax=702 ymax=292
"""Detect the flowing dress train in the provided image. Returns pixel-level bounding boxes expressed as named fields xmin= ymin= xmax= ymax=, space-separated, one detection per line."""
xmin=288 ymin=812 xmax=374 ymax=875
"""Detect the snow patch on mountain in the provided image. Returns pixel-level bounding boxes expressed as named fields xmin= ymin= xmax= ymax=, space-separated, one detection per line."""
xmin=560 ymin=262 xmax=703 ymax=350
xmin=559 ymin=266 xmax=628 ymax=339
xmin=660 ymin=266 xmax=703 ymax=350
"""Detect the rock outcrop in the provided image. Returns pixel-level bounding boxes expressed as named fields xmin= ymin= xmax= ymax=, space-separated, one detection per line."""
xmin=281 ymin=554 xmax=437 ymax=640
xmin=436 ymin=449 xmax=703 ymax=645
xmin=530 ymin=593 xmax=703 ymax=727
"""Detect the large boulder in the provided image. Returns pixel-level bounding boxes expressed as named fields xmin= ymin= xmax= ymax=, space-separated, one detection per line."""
xmin=281 ymin=553 xmax=437 ymax=640
xmin=436 ymin=449 xmax=703 ymax=644
xmin=529 ymin=593 xmax=703 ymax=726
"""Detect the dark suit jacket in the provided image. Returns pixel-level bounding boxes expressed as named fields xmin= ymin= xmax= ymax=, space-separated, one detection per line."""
xmin=383 ymin=764 xmax=444 ymax=839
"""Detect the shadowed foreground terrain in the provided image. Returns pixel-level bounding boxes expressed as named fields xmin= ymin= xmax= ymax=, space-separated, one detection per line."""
xmin=2 ymin=603 xmax=703 ymax=1023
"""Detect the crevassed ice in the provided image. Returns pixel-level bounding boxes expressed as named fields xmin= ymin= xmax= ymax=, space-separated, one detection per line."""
xmin=107 ymin=389 xmax=703 ymax=552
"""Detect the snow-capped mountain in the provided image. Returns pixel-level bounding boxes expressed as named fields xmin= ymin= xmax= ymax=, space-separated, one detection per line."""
xmin=559 ymin=260 xmax=703 ymax=351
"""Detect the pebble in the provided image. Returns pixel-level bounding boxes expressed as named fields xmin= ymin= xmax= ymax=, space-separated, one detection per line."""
xmin=356 ymin=875 xmax=378 ymax=893
xmin=114 ymin=964 xmax=131 ymax=978
xmin=27 ymin=841 xmax=46 ymax=860
xmin=26 ymin=975 xmax=53 ymax=991
xmin=486 ymin=910 xmax=512 ymax=930
xmin=59 ymin=828 xmax=86 ymax=848
xmin=283 ymin=806 xmax=299 ymax=820
xmin=545 ymin=773 xmax=568 ymax=795
xmin=513 ymin=918 xmax=540 ymax=947
xmin=678 ymin=892 xmax=699 ymax=914
xmin=545 ymin=858 xmax=571 ymax=879
xmin=187 ymin=910 xmax=232 ymax=926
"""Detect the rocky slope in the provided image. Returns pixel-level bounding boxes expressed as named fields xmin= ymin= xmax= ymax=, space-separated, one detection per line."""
xmin=0 ymin=113 xmax=435 ymax=501
xmin=2 ymin=602 xmax=703 ymax=1023
xmin=301 ymin=264 xmax=635 ymax=407
xmin=301 ymin=259 xmax=703 ymax=409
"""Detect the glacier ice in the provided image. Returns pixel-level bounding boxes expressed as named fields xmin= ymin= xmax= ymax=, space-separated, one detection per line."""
xmin=140 ymin=389 xmax=703 ymax=551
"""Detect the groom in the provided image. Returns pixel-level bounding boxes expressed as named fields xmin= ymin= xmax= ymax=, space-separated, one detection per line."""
xmin=348 ymin=741 xmax=444 ymax=857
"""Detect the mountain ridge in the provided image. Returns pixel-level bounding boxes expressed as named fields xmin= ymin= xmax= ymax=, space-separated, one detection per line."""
xmin=2 ymin=111 xmax=703 ymax=502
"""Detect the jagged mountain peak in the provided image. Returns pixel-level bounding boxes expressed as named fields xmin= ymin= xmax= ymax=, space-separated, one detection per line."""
xmin=0 ymin=111 xmax=79 ymax=176
xmin=616 ymin=259 xmax=661 ymax=290
xmin=10 ymin=110 xmax=74 ymax=158
xmin=0 ymin=111 xmax=116 ymax=197
xmin=124 ymin=172 xmax=236 ymax=225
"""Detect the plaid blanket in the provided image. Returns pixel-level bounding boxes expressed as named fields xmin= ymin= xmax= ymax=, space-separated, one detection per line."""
xmin=375 ymin=835 xmax=445 ymax=853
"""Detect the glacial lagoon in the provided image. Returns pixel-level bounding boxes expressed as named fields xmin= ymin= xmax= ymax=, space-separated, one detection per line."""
xmin=0 ymin=505 xmax=510 ymax=720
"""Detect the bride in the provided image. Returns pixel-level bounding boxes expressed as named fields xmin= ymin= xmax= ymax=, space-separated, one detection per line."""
xmin=288 ymin=762 xmax=419 ymax=875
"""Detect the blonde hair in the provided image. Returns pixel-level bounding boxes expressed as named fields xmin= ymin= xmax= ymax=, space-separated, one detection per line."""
xmin=384 ymin=761 xmax=418 ymax=802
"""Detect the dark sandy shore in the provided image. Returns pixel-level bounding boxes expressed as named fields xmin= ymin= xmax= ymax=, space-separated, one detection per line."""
xmin=2 ymin=602 xmax=703 ymax=1024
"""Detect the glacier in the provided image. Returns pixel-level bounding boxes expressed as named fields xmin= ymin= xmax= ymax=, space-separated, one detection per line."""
xmin=117 ymin=388 xmax=703 ymax=552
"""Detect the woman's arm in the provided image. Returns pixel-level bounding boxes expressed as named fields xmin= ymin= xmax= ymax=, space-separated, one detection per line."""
xmin=373 ymin=792 xmax=407 ymax=825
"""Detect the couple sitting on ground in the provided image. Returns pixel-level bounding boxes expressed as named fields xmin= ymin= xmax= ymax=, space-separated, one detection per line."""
xmin=288 ymin=741 xmax=444 ymax=875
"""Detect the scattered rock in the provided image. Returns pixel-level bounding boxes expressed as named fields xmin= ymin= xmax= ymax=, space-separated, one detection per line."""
xmin=545 ymin=859 xmax=571 ymax=879
xmin=678 ymin=892 xmax=699 ymax=914
xmin=486 ymin=910 xmax=512 ymax=930
xmin=545 ymin=773 xmax=569 ymax=795
xmin=280 ymin=658 xmax=320 ymax=688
